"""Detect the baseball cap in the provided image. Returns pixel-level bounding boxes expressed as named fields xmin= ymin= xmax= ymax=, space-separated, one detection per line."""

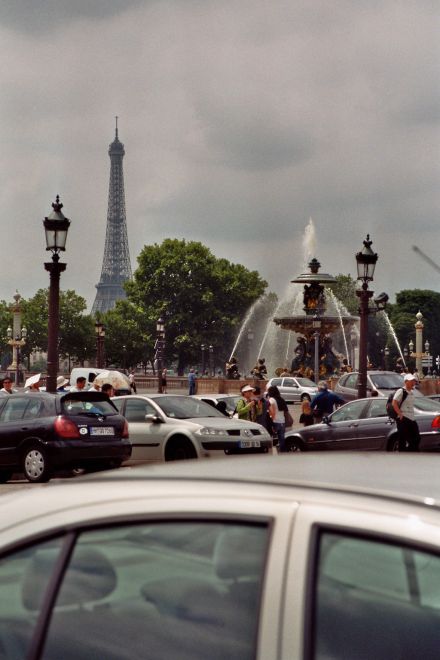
xmin=404 ymin=373 xmax=416 ymax=382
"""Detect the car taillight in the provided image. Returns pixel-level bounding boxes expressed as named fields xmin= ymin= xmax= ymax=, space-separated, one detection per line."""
xmin=431 ymin=416 xmax=440 ymax=430
xmin=122 ymin=420 xmax=129 ymax=438
xmin=54 ymin=416 xmax=81 ymax=439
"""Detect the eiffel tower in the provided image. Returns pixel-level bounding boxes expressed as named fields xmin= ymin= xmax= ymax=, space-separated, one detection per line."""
xmin=92 ymin=118 xmax=132 ymax=315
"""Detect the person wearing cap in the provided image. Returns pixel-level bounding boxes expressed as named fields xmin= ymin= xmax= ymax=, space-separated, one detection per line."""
xmin=311 ymin=380 xmax=345 ymax=422
xmin=392 ymin=373 xmax=420 ymax=451
xmin=56 ymin=376 xmax=69 ymax=392
xmin=0 ymin=377 xmax=17 ymax=394
xmin=236 ymin=385 xmax=256 ymax=421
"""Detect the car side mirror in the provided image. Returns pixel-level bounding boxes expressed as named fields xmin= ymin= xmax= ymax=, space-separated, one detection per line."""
xmin=145 ymin=414 xmax=162 ymax=424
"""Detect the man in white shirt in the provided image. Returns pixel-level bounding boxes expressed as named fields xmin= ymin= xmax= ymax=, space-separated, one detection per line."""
xmin=392 ymin=373 xmax=420 ymax=451
xmin=70 ymin=376 xmax=87 ymax=393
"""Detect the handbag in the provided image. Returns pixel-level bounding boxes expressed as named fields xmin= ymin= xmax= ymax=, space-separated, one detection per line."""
xmin=284 ymin=410 xmax=294 ymax=427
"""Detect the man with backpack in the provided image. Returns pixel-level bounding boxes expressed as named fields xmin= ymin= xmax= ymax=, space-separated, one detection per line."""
xmin=391 ymin=373 xmax=420 ymax=452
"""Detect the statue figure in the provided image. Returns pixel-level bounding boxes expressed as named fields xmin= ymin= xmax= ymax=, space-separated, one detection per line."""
xmin=225 ymin=356 xmax=240 ymax=380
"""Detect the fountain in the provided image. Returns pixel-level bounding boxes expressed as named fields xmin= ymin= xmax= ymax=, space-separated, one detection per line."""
xmin=273 ymin=258 xmax=359 ymax=379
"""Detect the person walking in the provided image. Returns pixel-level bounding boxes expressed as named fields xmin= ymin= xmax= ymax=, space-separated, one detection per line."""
xmin=392 ymin=373 xmax=420 ymax=452
xmin=253 ymin=386 xmax=271 ymax=431
xmin=161 ymin=368 xmax=168 ymax=393
xmin=129 ymin=372 xmax=137 ymax=394
xmin=236 ymin=385 xmax=256 ymax=421
xmin=0 ymin=377 xmax=17 ymax=394
xmin=299 ymin=397 xmax=314 ymax=426
xmin=188 ymin=368 xmax=197 ymax=395
xmin=311 ymin=381 xmax=344 ymax=422
xmin=267 ymin=385 xmax=288 ymax=452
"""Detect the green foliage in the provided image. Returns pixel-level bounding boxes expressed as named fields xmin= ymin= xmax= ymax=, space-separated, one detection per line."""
xmin=328 ymin=274 xmax=358 ymax=315
xmin=124 ymin=239 xmax=268 ymax=371
xmin=388 ymin=289 xmax=440 ymax=366
xmin=102 ymin=300 xmax=154 ymax=369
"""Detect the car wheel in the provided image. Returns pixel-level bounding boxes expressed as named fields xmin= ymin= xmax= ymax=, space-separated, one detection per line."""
xmin=0 ymin=469 xmax=13 ymax=483
xmin=286 ymin=437 xmax=303 ymax=452
xmin=165 ymin=437 xmax=197 ymax=461
xmin=300 ymin=394 xmax=311 ymax=402
xmin=22 ymin=445 xmax=51 ymax=483
xmin=387 ymin=436 xmax=400 ymax=452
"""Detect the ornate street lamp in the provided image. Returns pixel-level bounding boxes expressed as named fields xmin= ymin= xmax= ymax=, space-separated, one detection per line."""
xmin=7 ymin=325 xmax=27 ymax=386
xmin=384 ymin=346 xmax=390 ymax=371
xmin=43 ymin=196 xmax=70 ymax=393
xmin=312 ymin=315 xmax=321 ymax=383
xmin=95 ymin=322 xmax=106 ymax=369
xmin=155 ymin=317 xmax=165 ymax=393
xmin=355 ymin=235 xmax=378 ymax=398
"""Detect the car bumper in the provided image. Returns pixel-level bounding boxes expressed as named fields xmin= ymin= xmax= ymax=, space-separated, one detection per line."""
xmin=201 ymin=439 xmax=273 ymax=455
xmin=45 ymin=439 xmax=132 ymax=468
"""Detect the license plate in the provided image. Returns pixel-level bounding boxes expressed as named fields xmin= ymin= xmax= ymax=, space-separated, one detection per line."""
xmin=239 ymin=440 xmax=261 ymax=449
xmin=90 ymin=427 xmax=115 ymax=436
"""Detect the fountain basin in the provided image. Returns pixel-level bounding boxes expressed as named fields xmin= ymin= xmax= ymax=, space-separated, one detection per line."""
xmin=274 ymin=315 xmax=358 ymax=337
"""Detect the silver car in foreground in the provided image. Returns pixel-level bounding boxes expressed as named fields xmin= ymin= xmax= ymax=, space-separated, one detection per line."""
xmin=1 ymin=455 xmax=440 ymax=659
xmin=112 ymin=394 xmax=272 ymax=462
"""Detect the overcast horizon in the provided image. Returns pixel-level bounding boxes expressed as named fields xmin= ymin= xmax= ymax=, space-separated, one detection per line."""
xmin=1 ymin=0 xmax=439 ymax=310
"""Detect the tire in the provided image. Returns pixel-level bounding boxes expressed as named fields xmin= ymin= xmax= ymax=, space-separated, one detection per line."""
xmin=286 ymin=437 xmax=303 ymax=452
xmin=300 ymin=394 xmax=311 ymax=402
xmin=165 ymin=437 xmax=197 ymax=461
xmin=387 ymin=436 xmax=400 ymax=452
xmin=0 ymin=470 xmax=13 ymax=483
xmin=22 ymin=444 xmax=51 ymax=483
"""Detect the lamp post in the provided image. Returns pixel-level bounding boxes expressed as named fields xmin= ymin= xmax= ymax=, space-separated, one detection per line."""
xmin=95 ymin=322 xmax=106 ymax=369
xmin=209 ymin=345 xmax=214 ymax=376
xmin=155 ymin=317 xmax=165 ymax=393
xmin=43 ymin=195 xmax=70 ymax=393
xmin=355 ymin=235 xmax=378 ymax=399
xmin=425 ymin=339 xmax=431 ymax=376
xmin=350 ymin=327 xmax=357 ymax=371
xmin=312 ymin=315 xmax=321 ymax=383
xmin=7 ymin=325 xmax=27 ymax=386
xmin=384 ymin=346 xmax=390 ymax=371
xmin=201 ymin=344 xmax=206 ymax=376
xmin=247 ymin=328 xmax=254 ymax=376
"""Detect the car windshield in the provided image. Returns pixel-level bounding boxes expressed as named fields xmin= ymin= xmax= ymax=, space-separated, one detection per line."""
xmin=221 ymin=396 xmax=241 ymax=412
xmin=62 ymin=398 xmax=117 ymax=416
xmin=296 ymin=378 xmax=316 ymax=387
xmin=370 ymin=373 xmax=404 ymax=389
xmin=156 ymin=396 xmax=225 ymax=419
xmin=414 ymin=397 xmax=440 ymax=413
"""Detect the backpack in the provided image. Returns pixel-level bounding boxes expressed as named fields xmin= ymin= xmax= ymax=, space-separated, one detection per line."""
xmin=386 ymin=388 xmax=408 ymax=419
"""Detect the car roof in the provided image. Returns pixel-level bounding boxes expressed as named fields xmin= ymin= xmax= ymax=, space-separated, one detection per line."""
xmin=81 ymin=454 xmax=440 ymax=510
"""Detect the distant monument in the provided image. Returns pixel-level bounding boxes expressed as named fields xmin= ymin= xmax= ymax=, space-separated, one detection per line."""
xmin=92 ymin=118 xmax=132 ymax=314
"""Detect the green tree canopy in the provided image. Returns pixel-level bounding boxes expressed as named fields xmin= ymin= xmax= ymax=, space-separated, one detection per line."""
xmin=388 ymin=289 xmax=440 ymax=366
xmin=124 ymin=239 xmax=268 ymax=372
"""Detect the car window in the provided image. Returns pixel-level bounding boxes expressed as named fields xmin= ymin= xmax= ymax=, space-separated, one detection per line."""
xmin=111 ymin=398 xmax=124 ymax=413
xmin=282 ymin=379 xmax=297 ymax=388
xmin=296 ymin=378 xmax=316 ymax=387
xmin=314 ymin=532 xmax=440 ymax=659
xmin=124 ymin=398 xmax=157 ymax=422
xmin=370 ymin=373 xmax=405 ymax=390
xmin=62 ymin=398 xmax=117 ymax=417
xmin=156 ymin=396 xmax=224 ymax=419
xmin=0 ymin=397 xmax=29 ymax=422
xmin=414 ymin=397 xmax=440 ymax=413
xmin=330 ymin=400 xmax=366 ymax=422
xmin=343 ymin=373 xmax=358 ymax=389
xmin=43 ymin=521 xmax=269 ymax=660
xmin=23 ymin=398 xmax=44 ymax=419
xmin=365 ymin=399 xmax=388 ymax=418
xmin=271 ymin=378 xmax=282 ymax=387
xmin=0 ymin=537 xmax=63 ymax=658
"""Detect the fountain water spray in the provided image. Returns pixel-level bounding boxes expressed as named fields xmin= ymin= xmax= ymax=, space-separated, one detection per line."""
xmin=382 ymin=311 xmax=407 ymax=369
xmin=228 ymin=298 xmax=262 ymax=362
xmin=326 ymin=288 xmax=350 ymax=361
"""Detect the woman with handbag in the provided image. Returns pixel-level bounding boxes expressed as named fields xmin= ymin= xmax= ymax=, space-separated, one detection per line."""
xmin=267 ymin=385 xmax=291 ymax=453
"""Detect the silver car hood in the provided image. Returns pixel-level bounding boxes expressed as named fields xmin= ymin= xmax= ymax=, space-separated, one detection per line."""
xmin=167 ymin=417 xmax=266 ymax=431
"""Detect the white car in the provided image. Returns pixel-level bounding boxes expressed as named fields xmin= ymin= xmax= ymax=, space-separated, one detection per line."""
xmin=266 ymin=376 xmax=318 ymax=402
xmin=0 ymin=454 xmax=439 ymax=659
xmin=111 ymin=394 xmax=272 ymax=462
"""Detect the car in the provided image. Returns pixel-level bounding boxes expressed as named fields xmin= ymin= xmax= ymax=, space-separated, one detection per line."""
xmin=193 ymin=393 xmax=241 ymax=417
xmin=1 ymin=454 xmax=440 ymax=658
xmin=334 ymin=370 xmax=423 ymax=401
xmin=285 ymin=395 xmax=440 ymax=452
xmin=266 ymin=376 xmax=318 ymax=402
xmin=0 ymin=391 xmax=130 ymax=483
xmin=111 ymin=394 xmax=272 ymax=463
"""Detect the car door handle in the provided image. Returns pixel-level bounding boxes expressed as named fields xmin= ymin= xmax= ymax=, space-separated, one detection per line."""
xmin=349 ymin=423 xmax=359 ymax=428
xmin=21 ymin=427 xmax=29 ymax=431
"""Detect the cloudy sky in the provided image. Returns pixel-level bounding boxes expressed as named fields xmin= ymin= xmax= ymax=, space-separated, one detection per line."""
xmin=1 ymin=0 xmax=439 ymax=311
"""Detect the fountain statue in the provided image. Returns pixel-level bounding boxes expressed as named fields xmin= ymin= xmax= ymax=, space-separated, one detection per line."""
xmin=273 ymin=258 xmax=359 ymax=378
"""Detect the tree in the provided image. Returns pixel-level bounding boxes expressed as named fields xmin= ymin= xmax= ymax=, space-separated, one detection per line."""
xmin=21 ymin=289 xmax=96 ymax=367
xmin=102 ymin=300 xmax=155 ymax=370
xmin=328 ymin=274 xmax=358 ymax=315
xmin=125 ymin=239 xmax=268 ymax=373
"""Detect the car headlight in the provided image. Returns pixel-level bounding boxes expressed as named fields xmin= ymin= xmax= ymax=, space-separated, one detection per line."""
xmin=195 ymin=427 xmax=228 ymax=436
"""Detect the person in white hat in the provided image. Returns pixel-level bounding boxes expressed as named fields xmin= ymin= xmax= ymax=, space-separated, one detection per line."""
xmin=25 ymin=373 xmax=42 ymax=392
xmin=392 ymin=373 xmax=420 ymax=451
xmin=56 ymin=376 xmax=69 ymax=392
xmin=235 ymin=384 xmax=256 ymax=421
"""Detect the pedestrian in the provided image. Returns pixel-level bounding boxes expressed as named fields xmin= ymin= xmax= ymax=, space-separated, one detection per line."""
xmin=267 ymin=385 xmax=288 ymax=452
xmin=57 ymin=376 xmax=69 ymax=392
xmin=101 ymin=383 xmax=115 ymax=398
xmin=236 ymin=385 xmax=257 ymax=421
xmin=25 ymin=373 xmax=42 ymax=392
xmin=0 ymin=377 xmax=17 ymax=394
xmin=161 ymin=368 xmax=168 ymax=393
xmin=70 ymin=376 xmax=87 ymax=393
xmin=188 ymin=368 xmax=197 ymax=395
xmin=299 ymin=397 xmax=314 ymax=426
xmin=253 ymin=386 xmax=271 ymax=431
xmin=392 ymin=373 xmax=421 ymax=452
xmin=311 ymin=381 xmax=345 ymax=422
xmin=129 ymin=372 xmax=137 ymax=393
